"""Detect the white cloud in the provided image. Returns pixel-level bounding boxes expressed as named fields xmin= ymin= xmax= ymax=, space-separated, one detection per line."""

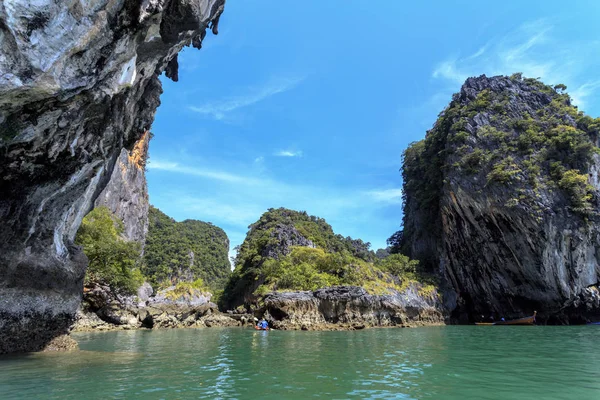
xmin=188 ymin=76 xmax=304 ymax=120
xmin=365 ymin=188 xmax=403 ymax=204
xmin=148 ymin=159 xmax=264 ymax=186
xmin=432 ymin=59 xmax=468 ymax=84
xmin=431 ymin=19 xmax=600 ymax=110
xmin=570 ymin=80 xmax=600 ymax=110
xmin=148 ymin=159 xmax=404 ymax=251
xmin=465 ymin=44 xmax=488 ymax=61
xmin=254 ymin=156 xmax=264 ymax=163
xmin=274 ymin=150 xmax=303 ymax=157
xmin=178 ymin=197 xmax=264 ymax=227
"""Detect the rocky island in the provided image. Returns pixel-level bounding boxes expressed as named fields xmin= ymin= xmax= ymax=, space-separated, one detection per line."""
xmin=221 ymin=208 xmax=445 ymax=329
xmin=399 ymin=74 xmax=600 ymax=324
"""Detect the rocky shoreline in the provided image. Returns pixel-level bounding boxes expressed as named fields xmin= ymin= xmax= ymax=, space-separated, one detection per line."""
xmin=70 ymin=283 xmax=446 ymax=335
xmin=71 ymin=283 xmax=243 ymax=333
xmin=260 ymin=285 xmax=446 ymax=331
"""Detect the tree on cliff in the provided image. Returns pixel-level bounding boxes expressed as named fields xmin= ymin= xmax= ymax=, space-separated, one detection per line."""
xmin=75 ymin=207 xmax=144 ymax=294
xmin=143 ymin=206 xmax=231 ymax=291
xmin=386 ymin=230 xmax=404 ymax=254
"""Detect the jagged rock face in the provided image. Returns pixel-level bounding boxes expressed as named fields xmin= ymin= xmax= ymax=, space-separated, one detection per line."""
xmin=222 ymin=207 xmax=385 ymax=311
xmin=402 ymin=75 xmax=600 ymax=323
xmin=73 ymin=282 xmax=239 ymax=331
xmin=262 ymin=285 xmax=444 ymax=330
xmin=95 ymin=131 xmax=150 ymax=243
xmin=225 ymin=223 xmax=317 ymax=310
xmin=261 ymin=223 xmax=316 ymax=259
xmin=0 ymin=0 xmax=225 ymax=353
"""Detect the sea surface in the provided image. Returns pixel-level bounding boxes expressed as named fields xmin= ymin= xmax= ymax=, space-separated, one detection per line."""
xmin=1 ymin=326 xmax=599 ymax=399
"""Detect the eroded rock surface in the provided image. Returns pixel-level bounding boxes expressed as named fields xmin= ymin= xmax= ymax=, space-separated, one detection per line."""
xmin=95 ymin=131 xmax=151 ymax=244
xmin=0 ymin=0 xmax=225 ymax=353
xmin=262 ymin=285 xmax=444 ymax=330
xmin=401 ymin=75 xmax=600 ymax=323
xmin=73 ymin=283 xmax=239 ymax=331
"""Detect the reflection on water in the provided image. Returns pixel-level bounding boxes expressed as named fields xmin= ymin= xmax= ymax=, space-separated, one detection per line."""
xmin=1 ymin=326 xmax=600 ymax=399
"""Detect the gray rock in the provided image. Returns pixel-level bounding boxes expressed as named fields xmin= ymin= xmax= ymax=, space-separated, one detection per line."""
xmin=262 ymin=285 xmax=445 ymax=330
xmin=201 ymin=313 xmax=240 ymax=328
xmin=75 ymin=282 xmax=239 ymax=330
xmin=402 ymin=75 xmax=600 ymax=323
xmin=137 ymin=282 xmax=154 ymax=303
xmin=95 ymin=132 xmax=151 ymax=245
xmin=262 ymin=223 xmax=316 ymax=259
xmin=0 ymin=0 xmax=225 ymax=354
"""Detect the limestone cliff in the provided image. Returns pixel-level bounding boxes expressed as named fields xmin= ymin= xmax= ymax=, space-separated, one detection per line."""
xmin=401 ymin=75 xmax=600 ymax=323
xmin=263 ymin=286 xmax=444 ymax=330
xmin=222 ymin=208 xmax=379 ymax=310
xmin=0 ymin=0 xmax=225 ymax=353
xmin=222 ymin=208 xmax=445 ymax=328
xmin=95 ymin=131 xmax=151 ymax=244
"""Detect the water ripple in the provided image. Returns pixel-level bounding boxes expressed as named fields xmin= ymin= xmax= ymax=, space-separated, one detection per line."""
xmin=1 ymin=326 xmax=600 ymax=399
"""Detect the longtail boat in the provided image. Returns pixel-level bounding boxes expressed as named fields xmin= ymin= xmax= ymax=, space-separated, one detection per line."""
xmin=475 ymin=311 xmax=536 ymax=326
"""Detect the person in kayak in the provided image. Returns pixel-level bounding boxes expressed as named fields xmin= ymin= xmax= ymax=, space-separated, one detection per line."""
xmin=257 ymin=317 xmax=268 ymax=330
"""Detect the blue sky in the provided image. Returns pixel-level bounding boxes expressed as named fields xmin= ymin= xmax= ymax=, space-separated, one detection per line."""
xmin=148 ymin=0 xmax=600 ymax=258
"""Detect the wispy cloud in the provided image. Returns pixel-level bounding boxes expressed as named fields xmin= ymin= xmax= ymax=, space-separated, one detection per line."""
xmin=148 ymin=159 xmax=264 ymax=186
xmin=188 ymin=76 xmax=304 ymax=120
xmin=431 ymin=19 xmax=600 ymax=109
xmin=570 ymin=80 xmax=600 ymax=109
xmin=365 ymin=188 xmax=403 ymax=204
xmin=274 ymin=150 xmax=303 ymax=157
xmin=177 ymin=197 xmax=265 ymax=227
xmin=432 ymin=59 xmax=468 ymax=85
xmin=148 ymin=159 xmax=404 ymax=250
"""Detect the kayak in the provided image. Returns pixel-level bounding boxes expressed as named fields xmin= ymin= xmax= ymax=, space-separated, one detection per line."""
xmin=254 ymin=326 xmax=269 ymax=330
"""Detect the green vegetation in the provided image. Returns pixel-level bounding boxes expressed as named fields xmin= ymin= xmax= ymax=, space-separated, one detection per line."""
xmin=402 ymin=76 xmax=599 ymax=231
xmin=143 ymin=206 xmax=231 ymax=291
xmin=386 ymin=230 xmax=403 ymax=254
xmin=76 ymin=205 xmax=232 ymax=296
xmin=400 ymin=75 xmax=600 ymax=272
xmin=75 ymin=207 xmax=144 ymax=294
xmin=487 ymin=156 xmax=522 ymax=184
xmin=375 ymin=253 xmax=418 ymax=276
xmin=221 ymin=208 xmax=432 ymax=309
xmin=164 ymin=279 xmax=208 ymax=301
xmin=557 ymin=169 xmax=594 ymax=211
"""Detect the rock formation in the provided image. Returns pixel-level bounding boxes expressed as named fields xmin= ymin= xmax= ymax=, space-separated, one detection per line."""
xmin=0 ymin=0 xmax=225 ymax=353
xmin=262 ymin=285 xmax=444 ymax=330
xmin=143 ymin=206 xmax=231 ymax=289
xmin=73 ymin=282 xmax=240 ymax=331
xmin=401 ymin=74 xmax=600 ymax=323
xmin=95 ymin=131 xmax=151 ymax=244
xmin=222 ymin=208 xmax=380 ymax=310
xmin=222 ymin=208 xmax=446 ymax=327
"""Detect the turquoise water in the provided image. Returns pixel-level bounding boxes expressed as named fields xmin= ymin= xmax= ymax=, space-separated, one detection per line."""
xmin=1 ymin=326 xmax=599 ymax=399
